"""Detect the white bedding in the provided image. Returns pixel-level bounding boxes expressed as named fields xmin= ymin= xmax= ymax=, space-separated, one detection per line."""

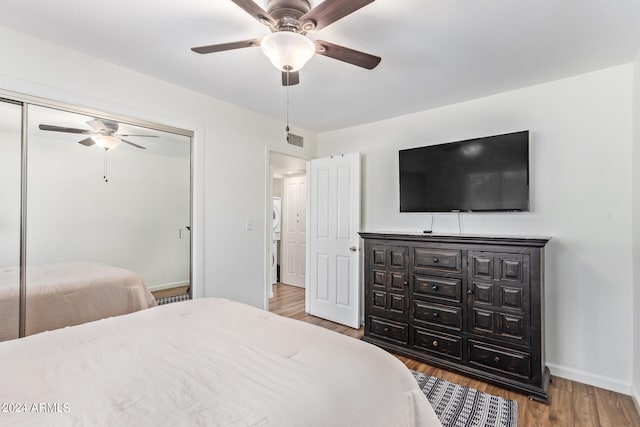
xmin=0 ymin=298 xmax=441 ymax=426
xmin=0 ymin=262 xmax=157 ymax=341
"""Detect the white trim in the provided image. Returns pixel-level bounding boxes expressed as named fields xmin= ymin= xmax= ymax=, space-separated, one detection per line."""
xmin=547 ymin=363 xmax=632 ymax=395
xmin=147 ymin=281 xmax=190 ymax=292
xmin=304 ymin=164 xmax=310 ymax=313
xmin=264 ymin=146 xmax=272 ymax=310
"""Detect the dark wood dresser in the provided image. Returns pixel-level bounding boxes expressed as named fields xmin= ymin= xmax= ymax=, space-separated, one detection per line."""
xmin=359 ymin=232 xmax=551 ymax=402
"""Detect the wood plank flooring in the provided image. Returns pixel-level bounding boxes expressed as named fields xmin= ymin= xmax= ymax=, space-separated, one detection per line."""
xmin=151 ymin=285 xmax=189 ymax=300
xmin=269 ymin=283 xmax=640 ymax=427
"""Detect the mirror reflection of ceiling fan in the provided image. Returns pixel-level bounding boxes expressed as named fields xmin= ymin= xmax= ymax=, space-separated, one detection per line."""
xmin=38 ymin=119 xmax=157 ymax=150
xmin=191 ymin=0 xmax=381 ymax=86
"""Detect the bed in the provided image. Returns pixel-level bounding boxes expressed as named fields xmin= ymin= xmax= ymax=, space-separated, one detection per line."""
xmin=0 ymin=262 xmax=157 ymax=341
xmin=0 ymin=298 xmax=441 ymax=426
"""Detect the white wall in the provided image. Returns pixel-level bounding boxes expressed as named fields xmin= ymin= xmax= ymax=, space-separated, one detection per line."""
xmin=0 ymin=26 xmax=317 ymax=308
xmin=632 ymin=53 xmax=640 ymax=409
xmin=318 ymin=65 xmax=635 ymax=394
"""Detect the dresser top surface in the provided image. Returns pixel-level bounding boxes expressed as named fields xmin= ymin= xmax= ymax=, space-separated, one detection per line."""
xmin=358 ymin=231 xmax=551 ymax=247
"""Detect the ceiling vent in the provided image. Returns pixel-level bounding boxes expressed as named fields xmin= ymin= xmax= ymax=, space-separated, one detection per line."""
xmin=287 ymin=133 xmax=304 ymax=147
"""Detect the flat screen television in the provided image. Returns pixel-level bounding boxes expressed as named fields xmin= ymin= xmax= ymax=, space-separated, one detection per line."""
xmin=399 ymin=131 xmax=529 ymax=212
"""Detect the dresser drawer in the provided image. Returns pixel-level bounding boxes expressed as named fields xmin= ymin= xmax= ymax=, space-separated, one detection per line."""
xmin=413 ymin=301 xmax=462 ymax=331
xmin=413 ymin=327 xmax=462 ymax=360
xmin=414 ymin=275 xmax=461 ymax=302
xmin=413 ymin=248 xmax=461 ymax=273
xmin=369 ymin=316 xmax=409 ymax=345
xmin=468 ymin=340 xmax=531 ymax=379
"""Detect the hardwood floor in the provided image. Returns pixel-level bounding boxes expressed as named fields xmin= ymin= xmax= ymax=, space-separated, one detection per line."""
xmin=151 ymin=285 xmax=189 ymax=300
xmin=269 ymin=283 xmax=640 ymax=427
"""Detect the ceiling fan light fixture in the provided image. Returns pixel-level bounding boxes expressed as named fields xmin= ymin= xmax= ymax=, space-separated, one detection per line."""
xmin=92 ymin=135 xmax=121 ymax=150
xmin=261 ymin=31 xmax=315 ymax=72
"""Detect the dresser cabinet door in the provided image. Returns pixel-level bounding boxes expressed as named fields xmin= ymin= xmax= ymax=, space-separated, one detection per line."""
xmin=368 ymin=245 xmax=409 ymax=318
xmin=467 ymin=251 xmax=530 ymax=345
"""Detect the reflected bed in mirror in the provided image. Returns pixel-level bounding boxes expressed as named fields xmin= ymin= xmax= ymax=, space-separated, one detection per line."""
xmin=0 ymin=262 xmax=156 ymax=341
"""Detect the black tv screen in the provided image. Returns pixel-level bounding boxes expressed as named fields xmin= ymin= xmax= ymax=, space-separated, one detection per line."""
xmin=399 ymin=131 xmax=529 ymax=212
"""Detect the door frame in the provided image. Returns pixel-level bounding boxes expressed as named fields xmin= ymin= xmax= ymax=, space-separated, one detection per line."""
xmin=263 ymin=147 xmax=312 ymax=310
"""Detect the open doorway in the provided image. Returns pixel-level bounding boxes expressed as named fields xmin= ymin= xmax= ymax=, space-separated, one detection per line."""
xmin=268 ymin=152 xmax=307 ymax=311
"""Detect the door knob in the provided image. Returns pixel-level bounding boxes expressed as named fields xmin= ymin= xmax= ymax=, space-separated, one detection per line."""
xmin=349 ymin=246 xmax=359 ymax=252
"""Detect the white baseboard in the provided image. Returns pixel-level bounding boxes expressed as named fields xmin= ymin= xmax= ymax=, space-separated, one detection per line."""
xmin=547 ymin=363 xmax=632 ymax=395
xmin=147 ymin=281 xmax=190 ymax=292
xmin=283 ymin=283 xmax=305 ymax=288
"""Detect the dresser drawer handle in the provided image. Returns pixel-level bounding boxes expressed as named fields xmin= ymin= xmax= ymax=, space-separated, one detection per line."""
xmin=432 ymin=312 xmax=439 ymax=318
xmin=383 ymin=327 xmax=390 ymax=333
xmin=431 ymin=285 xmax=439 ymax=291
xmin=432 ymin=340 xmax=439 ymax=347
xmin=494 ymin=356 xmax=500 ymax=363
xmin=433 ymin=257 xmax=439 ymax=263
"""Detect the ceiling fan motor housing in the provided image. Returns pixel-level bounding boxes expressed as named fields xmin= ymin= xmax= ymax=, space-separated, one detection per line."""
xmin=266 ymin=0 xmax=313 ymax=32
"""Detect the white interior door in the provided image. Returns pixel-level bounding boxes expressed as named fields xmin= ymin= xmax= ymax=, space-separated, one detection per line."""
xmin=308 ymin=153 xmax=361 ymax=328
xmin=281 ymin=175 xmax=306 ymax=287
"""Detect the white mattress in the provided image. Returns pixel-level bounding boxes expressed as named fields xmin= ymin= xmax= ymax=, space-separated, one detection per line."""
xmin=0 ymin=298 xmax=441 ymax=426
xmin=0 ymin=262 xmax=157 ymax=341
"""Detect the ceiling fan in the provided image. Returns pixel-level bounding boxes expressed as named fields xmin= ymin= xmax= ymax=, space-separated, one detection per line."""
xmin=191 ymin=0 xmax=381 ymax=86
xmin=38 ymin=119 xmax=157 ymax=150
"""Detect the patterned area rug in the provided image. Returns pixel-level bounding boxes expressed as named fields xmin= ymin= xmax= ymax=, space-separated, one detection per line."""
xmin=411 ymin=370 xmax=518 ymax=427
xmin=156 ymin=293 xmax=190 ymax=305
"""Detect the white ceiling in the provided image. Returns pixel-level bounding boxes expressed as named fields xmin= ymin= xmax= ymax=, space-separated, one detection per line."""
xmin=0 ymin=0 xmax=639 ymax=133
xmin=270 ymin=152 xmax=307 ymax=178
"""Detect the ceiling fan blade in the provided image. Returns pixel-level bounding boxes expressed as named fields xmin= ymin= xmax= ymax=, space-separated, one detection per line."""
xmin=301 ymin=0 xmax=375 ymax=32
xmin=39 ymin=124 xmax=93 ymax=135
xmin=191 ymin=39 xmax=261 ymax=54
xmin=118 ymin=134 xmax=159 ymax=138
xmin=77 ymin=137 xmax=96 ymax=147
xmin=282 ymin=70 xmax=300 ymax=86
xmin=230 ymin=0 xmax=276 ymax=26
xmin=315 ymin=40 xmax=381 ymax=69
xmin=121 ymin=139 xmax=146 ymax=149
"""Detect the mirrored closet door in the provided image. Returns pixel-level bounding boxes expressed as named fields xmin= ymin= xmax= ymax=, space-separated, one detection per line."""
xmin=0 ymin=92 xmax=192 ymax=341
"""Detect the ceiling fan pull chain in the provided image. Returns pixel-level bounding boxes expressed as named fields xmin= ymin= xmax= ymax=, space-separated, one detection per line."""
xmin=104 ymin=149 xmax=109 ymax=183
xmin=286 ymin=68 xmax=291 ymax=136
